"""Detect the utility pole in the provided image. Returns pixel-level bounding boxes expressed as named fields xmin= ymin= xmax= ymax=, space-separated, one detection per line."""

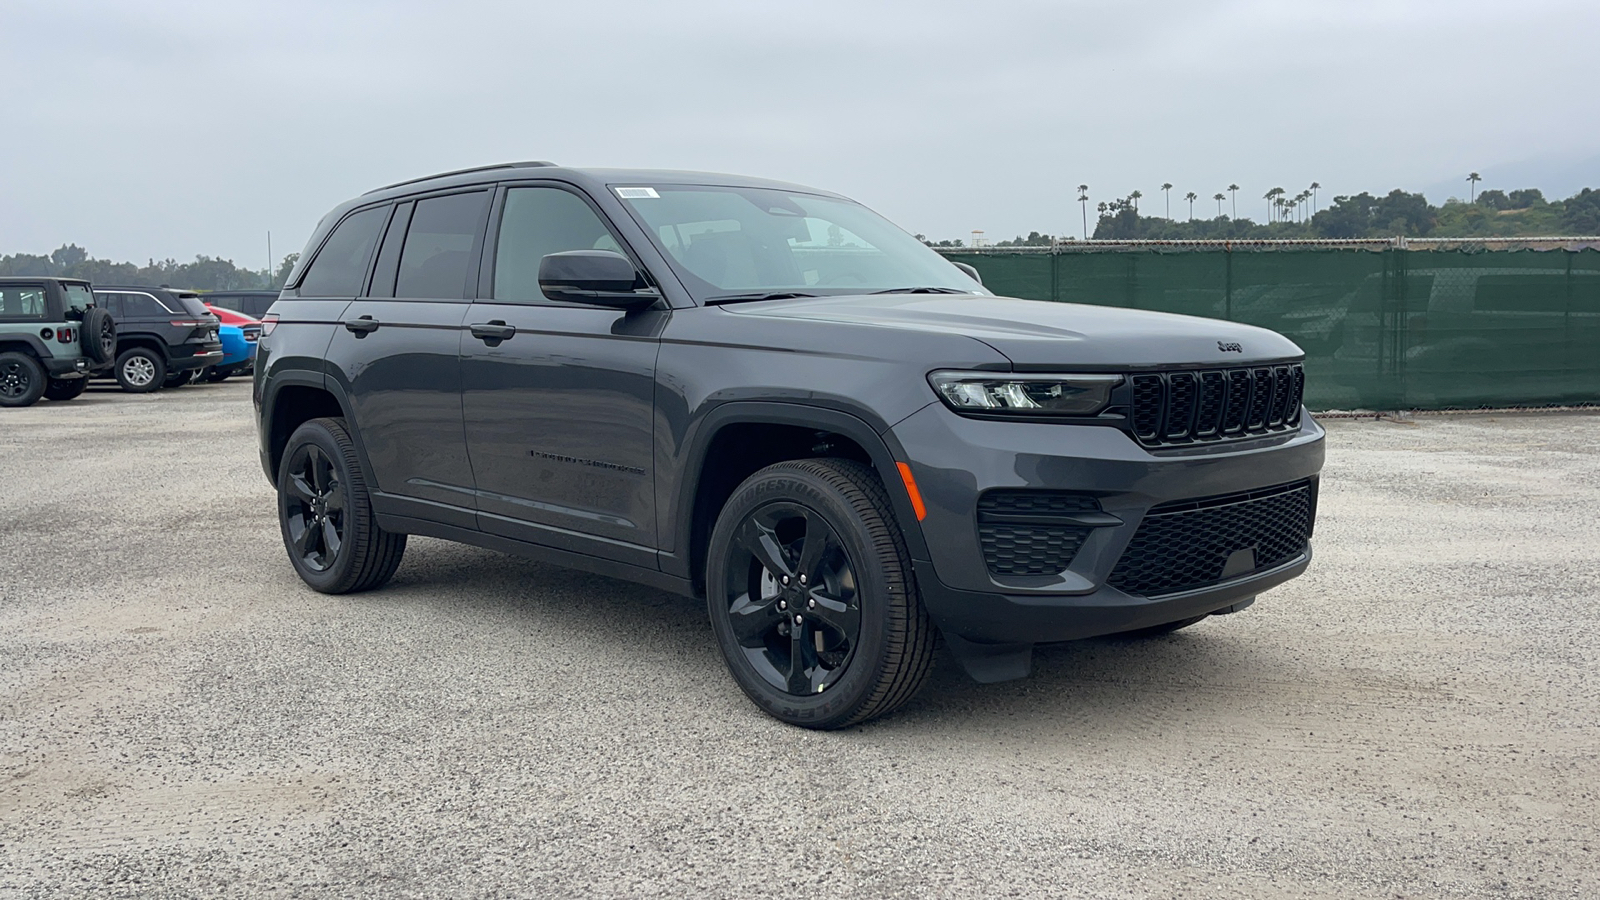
xmin=267 ymin=231 xmax=273 ymax=287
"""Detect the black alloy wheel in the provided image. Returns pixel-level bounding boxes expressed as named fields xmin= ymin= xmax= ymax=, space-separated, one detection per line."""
xmin=0 ymin=351 xmax=46 ymax=408
xmin=276 ymin=417 xmax=406 ymax=593
xmin=284 ymin=442 xmax=346 ymax=573
xmin=725 ymin=501 xmax=862 ymax=696
xmin=707 ymin=458 xmax=936 ymax=729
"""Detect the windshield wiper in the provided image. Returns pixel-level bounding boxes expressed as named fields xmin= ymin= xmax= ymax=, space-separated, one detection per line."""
xmin=868 ymin=286 xmax=972 ymax=295
xmin=704 ymin=291 xmax=819 ymax=305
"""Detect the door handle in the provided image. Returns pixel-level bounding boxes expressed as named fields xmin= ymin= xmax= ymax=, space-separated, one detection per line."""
xmin=470 ymin=320 xmax=516 ymax=345
xmin=344 ymin=315 xmax=380 ymax=337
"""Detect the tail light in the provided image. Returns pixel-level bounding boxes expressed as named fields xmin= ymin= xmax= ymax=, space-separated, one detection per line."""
xmin=57 ymin=327 xmax=75 ymax=343
xmin=170 ymin=320 xmax=200 ymax=327
xmin=260 ymin=313 xmax=279 ymax=337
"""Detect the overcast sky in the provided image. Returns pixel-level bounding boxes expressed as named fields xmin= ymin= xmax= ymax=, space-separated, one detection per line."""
xmin=4 ymin=0 xmax=1598 ymax=268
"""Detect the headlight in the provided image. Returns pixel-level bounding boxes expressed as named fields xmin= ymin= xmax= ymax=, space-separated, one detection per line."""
xmin=928 ymin=371 xmax=1122 ymax=415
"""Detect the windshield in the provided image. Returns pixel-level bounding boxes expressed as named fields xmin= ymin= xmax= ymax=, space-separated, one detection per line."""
xmin=614 ymin=184 xmax=986 ymax=301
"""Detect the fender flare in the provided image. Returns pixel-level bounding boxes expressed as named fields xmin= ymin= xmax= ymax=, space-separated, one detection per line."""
xmin=665 ymin=400 xmax=932 ymax=583
xmin=0 ymin=333 xmax=53 ymax=359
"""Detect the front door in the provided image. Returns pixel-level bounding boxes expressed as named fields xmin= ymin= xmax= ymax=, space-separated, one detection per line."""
xmin=461 ymin=184 xmax=664 ymax=568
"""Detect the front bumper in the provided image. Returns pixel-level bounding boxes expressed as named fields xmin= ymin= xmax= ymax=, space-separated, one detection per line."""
xmin=890 ymin=403 xmax=1325 ymax=646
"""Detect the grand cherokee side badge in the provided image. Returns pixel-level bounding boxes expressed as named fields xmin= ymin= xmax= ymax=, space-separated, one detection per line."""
xmin=1218 ymin=341 xmax=1243 ymax=353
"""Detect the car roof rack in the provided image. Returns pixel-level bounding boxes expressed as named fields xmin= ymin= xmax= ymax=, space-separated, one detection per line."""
xmin=364 ymin=161 xmax=558 ymax=194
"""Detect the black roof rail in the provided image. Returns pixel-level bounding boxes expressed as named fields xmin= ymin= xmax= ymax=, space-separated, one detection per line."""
xmin=364 ymin=160 xmax=558 ymax=195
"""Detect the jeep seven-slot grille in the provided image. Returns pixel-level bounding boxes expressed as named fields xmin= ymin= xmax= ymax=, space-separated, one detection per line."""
xmin=977 ymin=491 xmax=1099 ymax=578
xmin=1129 ymin=364 xmax=1304 ymax=447
xmin=1107 ymin=480 xmax=1314 ymax=597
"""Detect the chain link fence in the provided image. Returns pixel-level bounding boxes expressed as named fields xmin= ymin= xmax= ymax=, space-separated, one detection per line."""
xmin=940 ymin=239 xmax=1600 ymax=411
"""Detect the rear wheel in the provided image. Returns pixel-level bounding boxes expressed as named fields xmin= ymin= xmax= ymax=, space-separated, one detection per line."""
xmin=706 ymin=459 xmax=936 ymax=729
xmin=277 ymin=417 xmax=406 ymax=594
xmin=44 ymin=378 xmax=88 ymax=402
xmin=115 ymin=348 xmax=165 ymax=392
xmin=0 ymin=352 xmax=46 ymax=408
xmin=164 ymin=369 xmax=193 ymax=388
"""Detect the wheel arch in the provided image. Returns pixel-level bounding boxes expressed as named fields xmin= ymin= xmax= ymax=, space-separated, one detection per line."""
xmin=0 ymin=334 xmax=51 ymax=358
xmin=674 ymin=402 xmax=931 ymax=596
xmin=114 ymin=335 xmax=170 ymax=360
xmin=261 ymin=375 xmax=365 ymax=484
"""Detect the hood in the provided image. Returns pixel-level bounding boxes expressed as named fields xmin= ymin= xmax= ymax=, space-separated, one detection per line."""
xmin=720 ymin=294 xmax=1304 ymax=369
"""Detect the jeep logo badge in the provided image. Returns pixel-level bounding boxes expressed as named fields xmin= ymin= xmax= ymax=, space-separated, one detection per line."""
xmin=1217 ymin=341 xmax=1243 ymax=353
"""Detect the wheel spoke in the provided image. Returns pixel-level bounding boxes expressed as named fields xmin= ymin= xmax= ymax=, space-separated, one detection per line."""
xmin=321 ymin=519 xmax=342 ymax=559
xmin=323 ymin=488 xmax=345 ymax=512
xmin=807 ymin=588 xmax=860 ymax=637
xmin=287 ymin=472 xmax=317 ymax=503
xmin=307 ymin=447 xmax=327 ymax=493
xmin=727 ymin=590 xmax=780 ymax=646
xmin=295 ymin=519 xmax=319 ymax=557
xmin=785 ymin=620 xmax=812 ymax=694
xmin=794 ymin=511 xmax=832 ymax=582
xmin=737 ymin=516 xmax=791 ymax=578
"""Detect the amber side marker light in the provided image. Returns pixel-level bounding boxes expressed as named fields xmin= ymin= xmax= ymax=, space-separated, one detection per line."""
xmin=895 ymin=462 xmax=927 ymax=521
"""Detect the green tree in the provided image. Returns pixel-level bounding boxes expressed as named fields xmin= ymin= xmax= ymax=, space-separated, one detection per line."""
xmin=1467 ymin=171 xmax=1482 ymax=203
xmin=1228 ymin=184 xmax=1239 ymax=219
xmin=1161 ymin=182 xmax=1173 ymax=219
xmin=1562 ymin=188 xmax=1600 ymax=233
xmin=1185 ymin=191 xmax=1198 ymax=220
xmin=1213 ymin=193 xmax=1225 ymax=218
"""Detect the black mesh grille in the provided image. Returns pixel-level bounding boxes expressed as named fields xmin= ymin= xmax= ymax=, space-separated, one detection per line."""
xmin=979 ymin=523 xmax=1091 ymax=576
xmin=1107 ymin=480 xmax=1314 ymax=597
xmin=1130 ymin=364 xmax=1304 ymax=447
xmin=977 ymin=491 xmax=1099 ymax=577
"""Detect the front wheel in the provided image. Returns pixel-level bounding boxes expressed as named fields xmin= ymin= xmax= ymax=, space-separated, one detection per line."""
xmin=115 ymin=348 xmax=165 ymax=393
xmin=277 ymin=417 xmax=406 ymax=594
xmin=706 ymin=459 xmax=936 ymax=729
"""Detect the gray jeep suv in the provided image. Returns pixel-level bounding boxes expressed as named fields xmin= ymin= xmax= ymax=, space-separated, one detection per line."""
xmin=254 ymin=163 xmax=1325 ymax=728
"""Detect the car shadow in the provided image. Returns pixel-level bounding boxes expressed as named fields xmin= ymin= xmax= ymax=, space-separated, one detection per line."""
xmin=369 ymin=538 xmax=1282 ymax=742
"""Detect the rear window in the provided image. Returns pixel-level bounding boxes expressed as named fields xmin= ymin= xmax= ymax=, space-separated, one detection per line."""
xmin=173 ymin=294 xmax=213 ymax=317
xmin=63 ymin=283 xmax=95 ymax=311
xmin=299 ymin=206 xmax=389 ymax=297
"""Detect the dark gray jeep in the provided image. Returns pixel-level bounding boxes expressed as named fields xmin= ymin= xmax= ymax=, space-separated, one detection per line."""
xmin=254 ymin=163 xmax=1324 ymax=728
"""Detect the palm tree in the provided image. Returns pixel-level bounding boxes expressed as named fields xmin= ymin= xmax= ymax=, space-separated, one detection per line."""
xmin=1161 ymin=183 xmax=1173 ymax=219
xmin=1213 ymin=193 xmax=1225 ymax=218
xmin=1185 ymin=191 xmax=1198 ymax=221
xmin=1130 ymin=190 xmax=1143 ymax=214
xmin=1228 ymin=184 xmax=1240 ymax=219
xmin=1467 ymin=172 xmax=1481 ymax=203
xmin=1309 ymin=181 xmax=1321 ymax=215
xmin=1265 ymin=187 xmax=1285 ymax=222
xmin=1077 ymin=185 xmax=1089 ymax=240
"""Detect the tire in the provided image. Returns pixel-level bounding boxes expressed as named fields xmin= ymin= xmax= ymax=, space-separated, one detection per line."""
xmin=706 ymin=458 xmax=936 ymax=729
xmin=0 ymin=351 xmax=47 ymax=408
xmin=277 ymin=417 xmax=406 ymax=594
xmin=164 ymin=369 xmax=193 ymax=388
xmin=204 ymin=368 xmax=230 ymax=383
xmin=44 ymin=378 xmax=89 ymax=402
xmin=80 ymin=307 xmax=117 ymax=365
xmin=115 ymin=347 xmax=165 ymax=393
xmin=1111 ymin=614 xmax=1208 ymax=639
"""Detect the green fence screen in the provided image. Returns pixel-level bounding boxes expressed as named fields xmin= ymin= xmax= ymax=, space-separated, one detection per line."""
xmin=941 ymin=243 xmax=1600 ymax=411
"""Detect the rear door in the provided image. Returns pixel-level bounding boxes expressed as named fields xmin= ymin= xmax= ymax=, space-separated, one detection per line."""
xmin=460 ymin=183 xmax=665 ymax=567
xmin=321 ymin=191 xmax=489 ymax=528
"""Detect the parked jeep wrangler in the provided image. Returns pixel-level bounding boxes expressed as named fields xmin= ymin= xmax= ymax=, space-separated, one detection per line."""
xmin=255 ymin=163 xmax=1325 ymax=728
xmin=0 ymin=277 xmax=116 ymax=407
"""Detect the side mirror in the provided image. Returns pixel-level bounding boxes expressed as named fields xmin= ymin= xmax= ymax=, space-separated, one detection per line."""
xmin=539 ymin=250 xmax=660 ymax=309
xmin=952 ymin=260 xmax=983 ymax=285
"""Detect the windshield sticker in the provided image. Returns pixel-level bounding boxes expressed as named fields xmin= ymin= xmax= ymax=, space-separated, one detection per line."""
xmin=615 ymin=187 xmax=660 ymax=199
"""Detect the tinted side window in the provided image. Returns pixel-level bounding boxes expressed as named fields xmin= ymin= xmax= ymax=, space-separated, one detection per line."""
xmin=94 ymin=293 xmax=123 ymax=317
xmin=122 ymin=293 xmax=172 ymax=318
xmin=493 ymin=187 xmax=627 ymax=302
xmin=396 ymin=192 xmax=488 ymax=299
xmin=299 ymin=206 xmax=388 ymax=297
xmin=0 ymin=286 xmax=47 ymax=320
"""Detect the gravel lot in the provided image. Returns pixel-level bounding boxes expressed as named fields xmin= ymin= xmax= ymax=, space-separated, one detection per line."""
xmin=2 ymin=381 xmax=1597 ymax=898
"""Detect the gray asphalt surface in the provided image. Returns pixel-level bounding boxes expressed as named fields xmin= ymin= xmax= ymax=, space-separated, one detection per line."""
xmin=2 ymin=382 xmax=1597 ymax=898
